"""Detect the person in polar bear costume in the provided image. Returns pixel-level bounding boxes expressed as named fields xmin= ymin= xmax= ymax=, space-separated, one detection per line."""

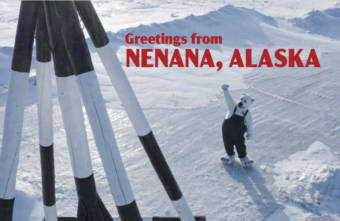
xmin=221 ymin=84 xmax=254 ymax=167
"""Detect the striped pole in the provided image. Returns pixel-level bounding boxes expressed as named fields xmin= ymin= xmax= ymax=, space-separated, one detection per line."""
xmin=42 ymin=2 xmax=112 ymax=221
xmin=43 ymin=1 xmax=142 ymax=220
xmin=0 ymin=2 xmax=39 ymax=220
xmin=75 ymin=2 xmax=195 ymax=220
xmin=36 ymin=6 xmax=58 ymax=221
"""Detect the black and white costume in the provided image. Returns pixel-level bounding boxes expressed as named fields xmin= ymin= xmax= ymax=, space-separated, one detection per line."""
xmin=221 ymin=84 xmax=254 ymax=167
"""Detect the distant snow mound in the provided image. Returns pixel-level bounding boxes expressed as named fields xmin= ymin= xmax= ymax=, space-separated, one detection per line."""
xmin=273 ymin=141 xmax=340 ymax=220
xmin=109 ymin=5 xmax=277 ymax=48
xmin=292 ymin=7 xmax=340 ymax=41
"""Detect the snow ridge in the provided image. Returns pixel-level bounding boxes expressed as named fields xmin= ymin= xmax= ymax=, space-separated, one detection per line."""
xmin=109 ymin=5 xmax=277 ymax=48
xmin=272 ymin=142 xmax=340 ymax=221
xmin=292 ymin=7 xmax=340 ymax=41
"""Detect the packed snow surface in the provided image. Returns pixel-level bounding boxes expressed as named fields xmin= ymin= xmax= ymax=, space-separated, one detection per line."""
xmin=267 ymin=142 xmax=340 ymax=221
xmin=0 ymin=1 xmax=340 ymax=221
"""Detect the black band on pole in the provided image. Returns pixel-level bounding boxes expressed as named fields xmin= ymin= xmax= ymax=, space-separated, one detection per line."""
xmin=44 ymin=1 xmax=94 ymax=76
xmin=139 ymin=132 xmax=182 ymax=201
xmin=11 ymin=1 xmax=40 ymax=72
xmin=40 ymin=145 xmax=56 ymax=207
xmin=43 ymin=1 xmax=74 ymax=77
xmin=117 ymin=201 xmax=142 ymax=221
xmin=36 ymin=6 xmax=51 ymax=63
xmin=75 ymin=175 xmax=99 ymax=201
xmin=0 ymin=198 xmax=15 ymax=221
xmin=74 ymin=1 xmax=109 ymax=48
xmin=75 ymin=175 xmax=112 ymax=221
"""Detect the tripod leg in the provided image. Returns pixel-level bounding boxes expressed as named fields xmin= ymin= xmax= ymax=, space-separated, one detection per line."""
xmin=42 ymin=2 xmax=119 ymax=220
xmin=0 ymin=2 xmax=39 ymax=220
xmin=75 ymin=2 xmax=195 ymax=220
xmin=36 ymin=7 xmax=58 ymax=221
xmin=56 ymin=72 xmax=110 ymax=221
xmin=44 ymin=2 xmax=143 ymax=220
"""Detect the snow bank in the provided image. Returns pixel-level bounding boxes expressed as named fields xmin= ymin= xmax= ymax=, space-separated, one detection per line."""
xmin=13 ymin=190 xmax=43 ymax=221
xmin=292 ymin=7 xmax=340 ymax=41
xmin=271 ymin=141 xmax=340 ymax=221
xmin=109 ymin=5 xmax=277 ymax=48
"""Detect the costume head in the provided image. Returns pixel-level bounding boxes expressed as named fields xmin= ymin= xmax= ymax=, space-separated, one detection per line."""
xmin=237 ymin=94 xmax=254 ymax=110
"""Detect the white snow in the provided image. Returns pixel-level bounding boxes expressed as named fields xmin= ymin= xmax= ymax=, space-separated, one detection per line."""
xmin=268 ymin=142 xmax=340 ymax=221
xmin=265 ymin=202 xmax=324 ymax=221
xmin=0 ymin=1 xmax=340 ymax=221
xmin=12 ymin=191 xmax=42 ymax=221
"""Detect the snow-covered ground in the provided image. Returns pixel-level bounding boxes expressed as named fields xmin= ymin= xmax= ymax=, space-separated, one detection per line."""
xmin=269 ymin=141 xmax=340 ymax=221
xmin=0 ymin=1 xmax=340 ymax=221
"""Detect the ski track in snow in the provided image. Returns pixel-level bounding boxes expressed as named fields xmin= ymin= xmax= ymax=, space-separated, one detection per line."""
xmin=0 ymin=1 xmax=340 ymax=221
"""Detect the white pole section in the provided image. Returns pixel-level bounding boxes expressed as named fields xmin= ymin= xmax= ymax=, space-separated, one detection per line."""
xmin=36 ymin=61 xmax=58 ymax=221
xmin=37 ymin=61 xmax=53 ymax=147
xmin=43 ymin=205 xmax=58 ymax=221
xmin=55 ymin=75 xmax=93 ymax=179
xmin=76 ymin=71 xmax=135 ymax=206
xmin=0 ymin=71 xmax=29 ymax=199
xmin=96 ymin=45 xmax=151 ymax=136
